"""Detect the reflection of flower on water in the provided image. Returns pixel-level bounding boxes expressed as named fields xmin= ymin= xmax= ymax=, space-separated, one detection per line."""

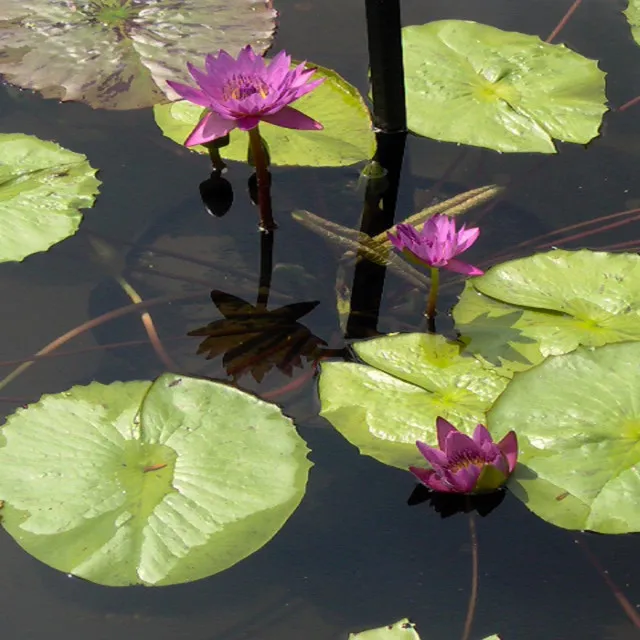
xmin=188 ymin=290 xmax=325 ymax=383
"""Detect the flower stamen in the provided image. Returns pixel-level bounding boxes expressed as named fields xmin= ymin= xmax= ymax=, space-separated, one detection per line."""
xmin=223 ymin=75 xmax=270 ymax=101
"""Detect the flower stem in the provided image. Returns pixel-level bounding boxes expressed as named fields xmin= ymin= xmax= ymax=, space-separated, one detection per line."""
xmin=248 ymin=126 xmax=276 ymax=231
xmin=461 ymin=510 xmax=479 ymax=640
xmin=426 ymin=266 xmax=439 ymax=321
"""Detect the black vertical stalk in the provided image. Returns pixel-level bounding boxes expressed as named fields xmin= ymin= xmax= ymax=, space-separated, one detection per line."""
xmin=345 ymin=131 xmax=407 ymax=338
xmin=365 ymin=0 xmax=407 ymax=133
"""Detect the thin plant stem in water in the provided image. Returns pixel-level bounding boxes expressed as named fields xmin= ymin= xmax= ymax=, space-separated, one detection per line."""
xmin=575 ymin=535 xmax=640 ymax=629
xmin=618 ymin=95 xmax=640 ymax=112
xmin=0 ymin=290 xmax=207 ymax=394
xmin=546 ymin=0 xmax=582 ymax=43
xmin=256 ymin=230 xmax=274 ymax=309
xmin=248 ymin=126 xmax=276 ymax=231
xmin=115 ymin=276 xmax=178 ymax=371
xmin=461 ymin=508 xmax=479 ymax=640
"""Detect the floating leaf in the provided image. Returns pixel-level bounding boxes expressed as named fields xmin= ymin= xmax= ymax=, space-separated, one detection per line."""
xmin=349 ymin=619 xmax=421 ymax=640
xmin=0 ymin=0 xmax=276 ymax=110
xmin=319 ymin=333 xmax=508 ymax=469
xmin=154 ymin=64 xmax=376 ymax=167
xmin=625 ymin=0 xmax=640 ymax=46
xmin=470 ymin=249 xmax=640 ymax=353
xmin=0 ymin=133 xmax=100 ymax=262
xmin=488 ymin=342 xmax=640 ymax=534
xmin=402 ymin=20 xmax=607 ymax=153
xmin=0 ymin=374 xmax=311 ymax=586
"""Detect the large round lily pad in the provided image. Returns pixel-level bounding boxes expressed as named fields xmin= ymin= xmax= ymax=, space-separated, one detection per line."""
xmin=0 ymin=133 xmax=100 ymax=262
xmin=0 ymin=373 xmax=311 ymax=586
xmin=0 ymin=0 xmax=276 ymax=110
xmin=488 ymin=341 xmax=640 ymax=534
xmin=318 ymin=333 xmax=508 ymax=469
xmin=154 ymin=65 xmax=376 ymax=167
xmin=402 ymin=20 xmax=607 ymax=153
xmin=453 ymin=250 xmax=640 ymax=374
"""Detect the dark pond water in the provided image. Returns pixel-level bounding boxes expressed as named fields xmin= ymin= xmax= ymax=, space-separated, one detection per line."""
xmin=1 ymin=0 xmax=639 ymax=638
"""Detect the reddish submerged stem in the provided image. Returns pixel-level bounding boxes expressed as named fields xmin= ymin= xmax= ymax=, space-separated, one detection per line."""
xmin=546 ymin=0 xmax=582 ymax=43
xmin=249 ymin=126 xmax=276 ymax=231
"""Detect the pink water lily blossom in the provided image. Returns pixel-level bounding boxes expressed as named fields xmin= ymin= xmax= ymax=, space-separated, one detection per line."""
xmin=410 ymin=417 xmax=518 ymax=494
xmin=167 ymin=46 xmax=324 ymax=147
xmin=388 ymin=214 xmax=483 ymax=276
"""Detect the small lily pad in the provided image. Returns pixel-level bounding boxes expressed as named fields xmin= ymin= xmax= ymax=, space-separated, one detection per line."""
xmin=349 ymin=619 xmax=421 ymax=640
xmin=0 ymin=0 xmax=276 ymax=110
xmin=625 ymin=0 xmax=640 ymax=46
xmin=0 ymin=133 xmax=100 ymax=262
xmin=318 ymin=333 xmax=508 ymax=469
xmin=488 ymin=341 xmax=640 ymax=534
xmin=402 ymin=20 xmax=607 ymax=153
xmin=0 ymin=373 xmax=311 ymax=586
xmin=453 ymin=250 xmax=640 ymax=373
xmin=154 ymin=64 xmax=376 ymax=167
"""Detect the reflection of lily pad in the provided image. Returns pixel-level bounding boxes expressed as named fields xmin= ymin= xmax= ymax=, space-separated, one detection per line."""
xmin=0 ymin=0 xmax=276 ymax=109
xmin=0 ymin=373 xmax=311 ymax=586
xmin=154 ymin=65 xmax=376 ymax=167
xmin=402 ymin=20 xmax=607 ymax=153
xmin=625 ymin=0 xmax=640 ymax=46
xmin=0 ymin=133 xmax=100 ymax=262
xmin=453 ymin=250 xmax=640 ymax=373
xmin=318 ymin=333 xmax=508 ymax=469
xmin=488 ymin=342 xmax=640 ymax=534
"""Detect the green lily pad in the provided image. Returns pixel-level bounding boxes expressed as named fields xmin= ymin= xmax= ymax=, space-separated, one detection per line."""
xmin=488 ymin=341 xmax=640 ymax=534
xmin=348 ymin=619 xmax=499 ymax=640
xmin=453 ymin=250 xmax=640 ymax=374
xmin=625 ymin=0 xmax=640 ymax=46
xmin=0 ymin=373 xmax=311 ymax=586
xmin=0 ymin=0 xmax=276 ymax=110
xmin=349 ymin=619 xmax=421 ymax=640
xmin=154 ymin=64 xmax=376 ymax=167
xmin=402 ymin=20 xmax=607 ymax=153
xmin=0 ymin=133 xmax=100 ymax=262
xmin=318 ymin=333 xmax=508 ymax=469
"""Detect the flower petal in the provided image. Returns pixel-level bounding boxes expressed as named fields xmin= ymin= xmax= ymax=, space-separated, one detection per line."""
xmin=497 ymin=430 xmax=518 ymax=473
xmin=184 ymin=112 xmax=236 ymax=147
xmin=409 ymin=467 xmax=455 ymax=492
xmin=444 ymin=431 xmax=482 ymax=460
xmin=455 ymin=226 xmax=480 ymax=253
xmin=472 ymin=424 xmax=494 ymax=447
xmin=443 ymin=259 xmax=484 ymax=276
xmin=416 ymin=440 xmax=448 ymax=469
xmin=266 ymin=50 xmax=292 ymax=85
xmin=261 ymin=106 xmax=323 ymax=130
xmin=166 ymin=80 xmax=211 ymax=107
xmin=235 ymin=115 xmax=261 ymax=131
xmin=443 ymin=465 xmax=481 ymax=493
xmin=435 ymin=417 xmax=458 ymax=450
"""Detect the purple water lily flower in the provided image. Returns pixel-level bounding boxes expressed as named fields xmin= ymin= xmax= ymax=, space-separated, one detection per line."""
xmin=167 ymin=46 xmax=324 ymax=147
xmin=388 ymin=214 xmax=483 ymax=276
xmin=410 ymin=417 xmax=518 ymax=494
